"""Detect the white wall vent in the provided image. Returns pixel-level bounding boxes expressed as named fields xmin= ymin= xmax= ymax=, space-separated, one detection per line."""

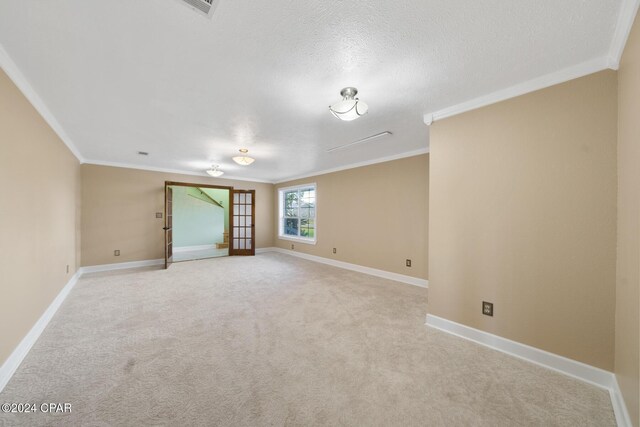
xmin=177 ymin=0 xmax=219 ymax=18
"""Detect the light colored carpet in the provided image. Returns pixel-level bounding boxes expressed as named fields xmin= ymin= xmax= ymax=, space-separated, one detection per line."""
xmin=0 ymin=253 xmax=615 ymax=426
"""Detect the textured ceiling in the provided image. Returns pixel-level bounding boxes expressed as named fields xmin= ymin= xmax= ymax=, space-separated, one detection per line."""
xmin=0 ymin=0 xmax=625 ymax=182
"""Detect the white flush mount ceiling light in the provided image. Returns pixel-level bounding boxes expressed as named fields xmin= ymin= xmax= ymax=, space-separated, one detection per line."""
xmin=206 ymin=164 xmax=224 ymax=177
xmin=329 ymin=87 xmax=368 ymax=121
xmin=232 ymin=149 xmax=255 ymax=166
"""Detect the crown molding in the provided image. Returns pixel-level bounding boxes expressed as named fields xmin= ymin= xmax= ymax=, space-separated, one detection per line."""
xmin=608 ymin=0 xmax=640 ymax=69
xmin=274 ymin=148 xmax=430 ymax=184
xmin=0 ymin=43 xmax=85 ymax=163
xmin=424 ymin=0 xmax=640 ymax=125
xmin=83 ymin=159 xmax=275 ymax=184
xmin=7 ymin=0 xmax=636 ymax=181
xmin=1 ymin=41 xmax=425 ymax=184
xmin=423 ymin=56 xmax=610 ymax=124
xmin=87 ymin=150 xmax=432 ymax=186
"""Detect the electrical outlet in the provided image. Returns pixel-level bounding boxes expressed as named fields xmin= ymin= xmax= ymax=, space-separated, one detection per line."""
xmin=291 ymin=244 xmax=294 ymax=250
xmin=333 ymin=248 xmax=337 ymax=254
xmin=482 ymin=301 xmax=494 ymax=317
xmin=114 ymin=250 xmax=120 ymax=256
xmin=406 ymin=259 xmax=412 ymax=267
xmin=156 ymin=212 xmax=163 ymax=218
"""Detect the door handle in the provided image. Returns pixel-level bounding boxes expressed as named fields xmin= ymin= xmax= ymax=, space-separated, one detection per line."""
xmin=163 ymin=227 xmax=170 ymax=231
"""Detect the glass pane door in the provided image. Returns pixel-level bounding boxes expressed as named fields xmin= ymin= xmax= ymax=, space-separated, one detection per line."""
xmin=230 ymin=190 xmax=255 ymax=256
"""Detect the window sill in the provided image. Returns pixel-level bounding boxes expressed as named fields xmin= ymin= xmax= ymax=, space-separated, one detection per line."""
xmin=278 ymin=235 xmax=317 ymax=245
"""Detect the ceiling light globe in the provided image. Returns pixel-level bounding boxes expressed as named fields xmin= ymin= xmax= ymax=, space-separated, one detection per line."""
xmin=207 ymin=169 xmax=224 ymax=177
xmin=329 ymin=88 xmax=368 ymax=121
xmin=232 ymin=156 xmax=255 ymax=166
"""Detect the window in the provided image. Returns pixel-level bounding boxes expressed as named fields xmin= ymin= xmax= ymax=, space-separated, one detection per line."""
xmin=278 ymin=184 xmax=316 ymax=244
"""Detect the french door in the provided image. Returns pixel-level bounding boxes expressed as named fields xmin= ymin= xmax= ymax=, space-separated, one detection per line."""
xmin=164 ymin=183 xmax=254 ymax=267
xmin=164 ymin=186 xmax=173 ymax=269
xmin=230 ymin=190 xmax=255 ymax=256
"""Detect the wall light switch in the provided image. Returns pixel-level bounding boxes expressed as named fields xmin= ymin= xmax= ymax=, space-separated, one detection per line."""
xmin=156 ymin=212 xmax=163 ymax=218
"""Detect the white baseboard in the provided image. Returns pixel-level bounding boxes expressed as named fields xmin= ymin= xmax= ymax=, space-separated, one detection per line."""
xmin=260 ymin=247 xmax=428 ymax=288
xmin=426 ymin=314 xmax=631 ymax=427
xmin=610 ymin=375 xmax=633 ymax=427
xmin=0 ymin=252 xmax=422 ymax=395
xmin=0 ymin=270 xmax=81 ymax=393
xmin=5 ymin=258 xmax=627 ymax=425
xmin=173 ymin=245 xmax=216 ymax=253
xmin=255 ymin=247 xmax=276 ymax=254
xmin=0 ymin=258 xmax=163 ymax=392
xmin=79 ymin=258 xmax=165 ymax=274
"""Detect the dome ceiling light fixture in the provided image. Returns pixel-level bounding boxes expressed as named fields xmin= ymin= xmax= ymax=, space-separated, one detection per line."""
xmin=329 ymin=87 xmax=368 ymax=121
xmin=232 ymin=148 xmax=255 ymax=166
xmin=206 ymin=164 xmax=224 ymax=177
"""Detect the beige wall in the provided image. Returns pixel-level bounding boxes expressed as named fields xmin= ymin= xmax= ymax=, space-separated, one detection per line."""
xmin=0 ymin=69 xmax=81 ymax=365
xmin=429 ymin=71 xmax=618 ymax=370
xmin=616 ymin=10 xmax=640 ymax=426
xmin=274 ymin=154 xmax=429 ymax=280
xmin=81 ymin=165 xmax=274 ymax=266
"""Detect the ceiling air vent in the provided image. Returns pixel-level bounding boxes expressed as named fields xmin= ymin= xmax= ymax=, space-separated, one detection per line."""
xmin=177 ymin=0 xmax=219 ymax=18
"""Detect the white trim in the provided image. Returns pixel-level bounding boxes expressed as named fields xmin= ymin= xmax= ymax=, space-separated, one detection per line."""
xmin=0 ymin=270 xmax=81 ymax=393
xmin=426 ymin=314 xmax=612 ymax=387
xmin=425 ymin=314 xmax=631 ymax=427
xmin=0 ymin=43 xmax=84 ymax=163
xmin=3 ymin=258 xmax=628 ymax=426
xmin=277 ymin=235 xmax=317 ymax=245
xmin=79 ymin=258 xmax=165 ymax=274
xmin=274 ymin=148 xmax=429 ymax=184
xmin=173 ymin=244 xmax=216 ymax=253
xmin=277 ymin=182 xmax=317 ymax=193
xmin=0 ymin=52 xmax=426 ymax=187
xmin=610 ymin=375 xmax=633 ymax=427
xmin=86 ymin=150 xmax=432 ymax=186
xmin=255 ymin=247 xmax=277 ymax=254
xmin=423 ymin=56 xmax=610 ymax=123
xmin=0 ymin=259 xmax=164 ymax=393
xmin=83 ymin=159 xmax=274 ymax=184
xmin=263 ymin=247 xmax=428 ymax=288
xmin=608 ymin=0 xmax=640 ymax=69
xmin=1 ymin=42 xmax=426 ymax=185
xmin=0 ymin=252 xmax=423 ymax=392
xmin=277 ymin=183 xmax=318 ymax=245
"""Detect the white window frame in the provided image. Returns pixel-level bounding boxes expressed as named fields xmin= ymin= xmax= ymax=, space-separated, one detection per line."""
xmin=278 ymin=183 xmax=317 ymax=245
